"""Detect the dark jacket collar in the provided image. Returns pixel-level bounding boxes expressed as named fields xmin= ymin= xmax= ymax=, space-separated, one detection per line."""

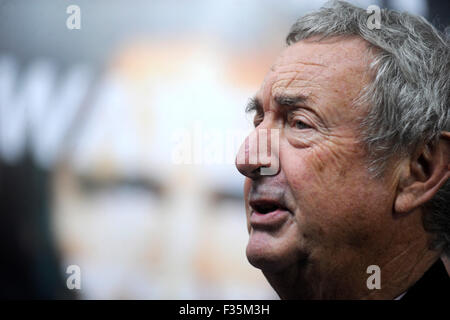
xmin=401 ymin=258 xmax=450 ymax=300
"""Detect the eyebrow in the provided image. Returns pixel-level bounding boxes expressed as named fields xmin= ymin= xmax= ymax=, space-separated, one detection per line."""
xmin=245 ymin=96 xmax=263 ymax=114
xmin=245 ymin=94 xmax=310 ymax=112
xmin=274 ymin=94 xmax=309 ymax=107
xmin=245 ymin=93 xmax=321 ymax=122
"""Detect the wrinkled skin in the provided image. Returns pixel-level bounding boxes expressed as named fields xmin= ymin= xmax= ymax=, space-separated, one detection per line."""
xmin=235 ymin=36 xmax=440 ymax=299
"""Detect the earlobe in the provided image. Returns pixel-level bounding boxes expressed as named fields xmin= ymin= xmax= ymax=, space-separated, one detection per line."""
xmin=394 ymin=132 xmax=450 ymax=214
xmin=394 ymin=192 xmax=416 ymax=214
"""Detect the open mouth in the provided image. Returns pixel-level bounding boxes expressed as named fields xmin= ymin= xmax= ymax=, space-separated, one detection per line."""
xmin=249 ymin=199 xmax=286 ymax=214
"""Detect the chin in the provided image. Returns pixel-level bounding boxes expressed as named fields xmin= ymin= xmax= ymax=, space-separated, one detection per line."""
xmin=246 ymin=230 xmax=301 ymax=272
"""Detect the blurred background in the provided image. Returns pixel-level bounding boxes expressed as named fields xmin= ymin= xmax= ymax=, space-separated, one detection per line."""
xmin=0 ymin=0 xmax=448 ymax=299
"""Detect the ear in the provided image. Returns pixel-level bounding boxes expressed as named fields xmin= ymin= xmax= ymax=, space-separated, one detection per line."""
xmin=395 ymin=131 xmax=450 ymax=214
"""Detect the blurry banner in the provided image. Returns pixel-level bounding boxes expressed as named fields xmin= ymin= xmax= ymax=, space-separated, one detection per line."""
xmin=50 ymin=40 xmax=276 ymax=299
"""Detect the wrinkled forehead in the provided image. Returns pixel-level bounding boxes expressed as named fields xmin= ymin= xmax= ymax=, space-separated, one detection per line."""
xmin=258 ymin=36 xmax=373 ymax=101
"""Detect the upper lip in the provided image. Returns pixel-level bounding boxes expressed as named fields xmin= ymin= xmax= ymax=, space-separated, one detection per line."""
xmin=249 ymin=197 xmax=288 ymax=214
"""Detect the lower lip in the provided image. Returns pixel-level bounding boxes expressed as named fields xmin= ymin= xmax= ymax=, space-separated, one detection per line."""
xmin=250 ymin=209 xmax=290 ymax=228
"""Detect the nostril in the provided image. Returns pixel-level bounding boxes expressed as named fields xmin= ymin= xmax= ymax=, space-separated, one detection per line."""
xmin=251 ymin=167 xmax=262 ymax=176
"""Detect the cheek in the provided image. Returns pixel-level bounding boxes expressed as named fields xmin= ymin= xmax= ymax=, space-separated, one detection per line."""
xmin=284 ymin=141 xmax=361 ymax=198
xmin=282 ymin=143 xmax=389 ymax=246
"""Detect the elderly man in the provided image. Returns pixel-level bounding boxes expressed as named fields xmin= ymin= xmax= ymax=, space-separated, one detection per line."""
xmin=235 ymin=1 xmax=449 ymax=300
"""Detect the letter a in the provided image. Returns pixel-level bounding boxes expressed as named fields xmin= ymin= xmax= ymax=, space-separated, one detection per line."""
xmin=66 ymin=5 xmax=81 ymax=30
xmin=366 ymin=5 xmax=381 ymax=30
xmin=66 ymin=265 xmax=81 ymax=289
xmin=366 ymin=265 xmax=381 ymax=289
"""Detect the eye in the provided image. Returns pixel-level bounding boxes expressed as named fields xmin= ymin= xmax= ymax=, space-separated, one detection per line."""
xmin=293 ymin=119 xmax=312 ymax=130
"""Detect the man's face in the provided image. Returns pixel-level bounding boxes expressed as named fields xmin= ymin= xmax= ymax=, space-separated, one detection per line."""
xmin=235 ymin=37 xmax=400 ymax=298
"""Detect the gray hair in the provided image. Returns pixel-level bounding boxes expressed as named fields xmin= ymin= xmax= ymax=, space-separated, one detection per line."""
xmin=286 ymin=1 xmax=450 ymax=256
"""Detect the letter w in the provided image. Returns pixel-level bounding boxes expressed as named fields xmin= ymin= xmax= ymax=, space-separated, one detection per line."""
xmin=0 ymin=56 xmax=92 ymax=167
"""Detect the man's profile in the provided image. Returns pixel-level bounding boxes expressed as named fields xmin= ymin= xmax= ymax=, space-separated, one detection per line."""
xmin=235 ymin=0 xmax=450 ymax=300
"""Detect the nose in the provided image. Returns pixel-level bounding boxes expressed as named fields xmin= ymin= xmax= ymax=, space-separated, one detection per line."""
xmin=235 ymin=128 xmax=280 ymax=179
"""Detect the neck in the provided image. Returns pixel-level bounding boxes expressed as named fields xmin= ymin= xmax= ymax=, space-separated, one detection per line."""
xmin=263 ymin=223 xmax=440 ymax=299
xmin=360 ymin=244 xmax=439 ymax=299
